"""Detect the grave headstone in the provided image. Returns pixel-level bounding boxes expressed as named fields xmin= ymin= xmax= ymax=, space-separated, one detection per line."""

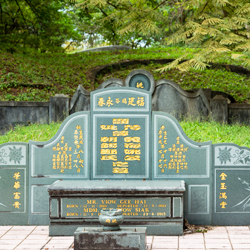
xmin=0 ymin=143 xmax=28 ymax=224
xmin=125 ymin=69 xmax=155 ymax=93
xmin=213 ymin=143 xmax=250 ymax=225
xmin=29 ymin=112 xmax=89 ymax=224
xmin=91 ymin=88 xmax=151 ymax=179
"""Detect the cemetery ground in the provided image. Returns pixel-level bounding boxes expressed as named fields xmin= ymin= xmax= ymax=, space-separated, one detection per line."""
xmin=1 ymin=48 xmax=250 ymax=249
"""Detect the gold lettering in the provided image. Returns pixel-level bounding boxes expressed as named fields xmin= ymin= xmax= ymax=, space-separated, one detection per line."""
xmin=113 ymin=168 xmax=129 ymax=174
xmin=220 ymin=173 xmax=227 ymax=180
xmin=13 ymin=192 xmax=21 ymax=199
xmin=100 ymin=155 xmax=117 ymax=161
xmin=128 ymin=97 xmax=136 ymax=106
xmin=220 ymin=201 xmax=227 ymax=208
xmin=136 ymin=82 xmax=144 ymax=89
xmin=113 ymin=131 xmax=129 ymax=136
xmin=112 ymin=119 xmax=129 ymax=124
xmin=13 ymin=182 xmax=20 ymax=190
xmin=219 ymin=192 xmax=227 ymax=199
xmin=98 ymin=97 xmax=105 ymax=107
xmin=137 ymin=97 xmax=145 ymax=106
xmin=124 ymin=137 xmax=140 ymax=142
xmin=13 ymin=172 xmax=21 ymax=180
xmin=113 ymin=162 xmax=128 ymax=167
xmin=106 ymin=97 xmax=113 ymax=107
xmin=124 ymin=143 xmax=141 ymax=149
xmin=220 ymin=183 xmax=227 ymax=189
xmin=87 ymin=200 xmax=97 ymax=204
xmin=13 ymin=201 xmax=21 ymax=209
xmin=124 ymin=155 xmax=140 ymax=161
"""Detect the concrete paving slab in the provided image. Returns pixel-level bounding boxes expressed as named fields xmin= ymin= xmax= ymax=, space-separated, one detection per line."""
xmin=2 ymin=226 xmax=250 ymax=249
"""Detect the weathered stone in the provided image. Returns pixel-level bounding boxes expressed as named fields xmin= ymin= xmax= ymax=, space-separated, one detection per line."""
xmin=152 ymin=79 xmax=210 ymax=121
xmin=229 ymin=103 xmax=250 ymax=125
xmin=49 ymin=94 xmax=69 ymax=123
xmin=210 ymin=95 xmax=228 ymax=123
xmin=70 ymin=85 xmax=91 ymax=114
xmin=0 ymin=101 xmax=49 ymax=134
xmin=96 ymin=78 xmax=124 ymax=89
xmin=74 ymin=227 xmax=146 ymax=250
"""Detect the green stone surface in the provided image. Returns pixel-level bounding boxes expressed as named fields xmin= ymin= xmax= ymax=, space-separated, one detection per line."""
xmin=213 ymin=143 xmax=250 ymax=225
xmin=0 ymin=143 xmax=28 ymax=224
xmin=29 ymin=112 xmax=90 ymax=225
xmin=91 ymin=88 xmax=151 ymax=179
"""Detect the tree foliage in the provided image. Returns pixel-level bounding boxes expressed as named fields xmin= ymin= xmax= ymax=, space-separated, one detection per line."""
xmin=0 ymin=0 xmax=81 ymax=52
xmin=73 ymin=0 xmax=174 ymax=48
xmin=158 ymin=0 xmax=250 ymax=71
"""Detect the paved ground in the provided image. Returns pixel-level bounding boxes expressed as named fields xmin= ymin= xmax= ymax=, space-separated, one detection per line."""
xmin=0 ymin=226 xmax=250 ymax=250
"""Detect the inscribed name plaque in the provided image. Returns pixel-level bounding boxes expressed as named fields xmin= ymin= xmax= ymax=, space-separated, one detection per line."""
xmin=91 ymin=88 xmax=151 ymax=179
xmin=213 ymin=143 xmax=250 ymax=225
xmin=61 ymin=197 xmax=171 ymax=218
xmin=0 ymin=143 xmax=28 ymax=225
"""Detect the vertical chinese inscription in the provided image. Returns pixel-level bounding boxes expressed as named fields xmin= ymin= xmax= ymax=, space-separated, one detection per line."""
xmin=13 ymin=172 xmax=21 ymax=209
xmin=219 ymin=172 xmax=228 ymax=209
xmin=52 ymin=125 xmax=85 ymax=173
xmin=52 ymin=136 xmax=72 ymax=173
xmin=158 ymin=125 xmax=168 ymax=173
xmin=73 ymin=126 xmax=84 ymax=173
xmin=157 ymin=126 xmax=189 ymax=174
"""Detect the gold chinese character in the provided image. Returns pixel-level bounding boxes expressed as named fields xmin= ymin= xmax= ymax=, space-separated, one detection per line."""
xmin=128 ymin=97 xmax=136 ymax=106
xmin=13 ymin=201 xmax=21 ymax=209
xmin=220 ymin=201 xmax=227 ymax=209
xmin=220 ymin=183 xmax=227 ymax=189
xmin=98 ymin=97 xmax=105 ymax=107
xmin=219 ymin=192 xmax=227 ymax=199
xmin=13 ymin=182 xmax=20 ymax=190
xmin=137 ymin=97 xmax=145 ymax=106
xmin=105 ymin=219 xmax=110 ymax=223
xmin=13 ymin=172 xmax=21 ymax=180
xmin=220 ymin=173 xmax=227 ymax=180
xmin=136 ymin=82 xmax=144 ymax=89
xmin=100 ymin=155 xmax=117 ymax=161
xmin=13 ymin=192 xmax=21 ymax=199
xmin=122 ymin=98 xmax=127 ymax=104
xmin=106 ymin=97 xmax=113 ymax=107
xmin=115 ymin=98 xmax=120 ymax=104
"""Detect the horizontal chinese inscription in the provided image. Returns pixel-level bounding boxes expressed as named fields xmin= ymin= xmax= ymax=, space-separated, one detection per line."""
xmin=61 ymin=198 xmax=171 ymax=218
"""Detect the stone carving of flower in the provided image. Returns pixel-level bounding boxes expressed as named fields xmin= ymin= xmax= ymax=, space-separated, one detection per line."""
xmin=217 ymin=147 xmax=232 ymax=164
xmin=9 ymin=146 xmax=24 ymax=164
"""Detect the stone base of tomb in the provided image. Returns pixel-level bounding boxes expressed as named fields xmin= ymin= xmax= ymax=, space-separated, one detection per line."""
xmin=74 ymin=227 xmax=147 ymax=250
xmin=48 ymin=180 xmax=185 ymax=236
